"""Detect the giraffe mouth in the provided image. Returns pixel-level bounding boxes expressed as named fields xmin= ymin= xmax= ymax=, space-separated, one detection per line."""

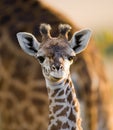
xmin=50 ymin=71 xmax=65 ymax=79
xmin=51 ymin=76 xmax=61 ymax=81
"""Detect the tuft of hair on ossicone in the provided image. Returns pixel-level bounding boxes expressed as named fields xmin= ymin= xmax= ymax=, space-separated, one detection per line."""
xmin=40 ymin=23 xmax=52 ymax=40
xmin=58 ymin=24 xmax=72 ymax=39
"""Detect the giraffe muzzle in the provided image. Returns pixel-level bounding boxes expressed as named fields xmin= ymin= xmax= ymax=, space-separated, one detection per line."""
xmin=51 ymin=64 xmax=63 ymax=71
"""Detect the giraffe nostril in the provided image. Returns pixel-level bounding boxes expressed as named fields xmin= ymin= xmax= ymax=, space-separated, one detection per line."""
xmin=51 ymin=64 xmax=63 ymax=71
xmin=51 ymin=65 xmax=56 ymax=71
xmin=60 ymin=65 xmax=63 ymax=70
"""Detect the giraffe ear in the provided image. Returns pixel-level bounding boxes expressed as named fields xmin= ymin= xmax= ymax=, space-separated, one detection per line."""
xmin=70 ymin=29 xmax=92 ymax=54
xmin=16 ymin=32 xmax=40 ymax=56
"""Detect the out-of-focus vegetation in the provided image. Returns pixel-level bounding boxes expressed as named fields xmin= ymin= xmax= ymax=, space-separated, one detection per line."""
xmin=94 ymin=29 xmax=113 ymax=58
xmin=94 ymin=29 xmax=113 ymax=94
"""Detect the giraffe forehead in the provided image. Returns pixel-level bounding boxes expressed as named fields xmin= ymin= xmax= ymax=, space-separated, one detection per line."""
xmin=40 ymin=38 xmax=74 ymax=56
xmin=47 ymin=44 xmax=67 ymax=54
xmin=43 ymin=38 xmax=68 ymax=49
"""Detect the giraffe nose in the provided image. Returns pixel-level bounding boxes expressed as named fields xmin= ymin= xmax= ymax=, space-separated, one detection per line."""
xmin=51 ymin=64 xmax=63 ymax=71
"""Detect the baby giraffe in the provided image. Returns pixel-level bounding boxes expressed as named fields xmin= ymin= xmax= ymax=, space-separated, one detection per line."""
xmin=17 ymin=23 xmax=91 ymax=130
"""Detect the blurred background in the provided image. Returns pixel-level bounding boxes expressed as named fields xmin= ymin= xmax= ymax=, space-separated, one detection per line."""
xmin=43 ymin=0 xmax=113 ymax=86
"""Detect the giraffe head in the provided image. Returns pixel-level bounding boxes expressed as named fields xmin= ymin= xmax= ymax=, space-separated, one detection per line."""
xmin=17 ymin=23 xmax=91 ymax=82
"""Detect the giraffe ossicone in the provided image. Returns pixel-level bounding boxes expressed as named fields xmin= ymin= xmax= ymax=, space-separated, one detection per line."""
xmin=17 ymin=23 xmax=91 ymax=130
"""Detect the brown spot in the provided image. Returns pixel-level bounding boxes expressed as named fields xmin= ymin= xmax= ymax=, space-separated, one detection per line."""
xmin=50 ymin=119 xmax=64 ymax=129
xmin=0 ymin=77 xmax=4 ymax=90
xmin=0 ymin=44 xmax=15 ymax=64
xmin=67 ymin=91 xmax=73 ymax=103
xmin=9 ymin=85 xmax=26 ymax=101
xmin=52 ymin=88 xmax=60 ymax=97
xmin=66 ymin=79 xmax=69 ymax=84
xmin=49 ymin=110 xmax=52 ymax=115
xmin=57 ymin=107 xmax=69 ymax=117
xmin=38 ymin=107 xmax=47 ymax=116
xmin=58 ymin=90 xmax=64 ymax=96
xmin=30 ymin=1 xmax=40 ymax=8
xmin=2 ymin=112 xmax=15 ymax=124
xmin=14 ymin=7 xmax=23 ymax=14
xmin=23 ymin=108 xmax=34 ymax=124
xmin=51 ymin=124 xmax=57 ymax=130
xmin=12 ymin=59 xmax=32 ymax=83
xmin=31 ymin=98 xmax=45 ymax=107
xmin=62 ymin=122 xmax=70 ymax=129
xmin=68 ymin=109 xmax=76 ymax=122
xmin=49 ymin=115 xmax=54 ymax=121
xmin=72 ymin=127 xmax=76 ymax=130
xmin=72 ymin=100 xmax=75 ymax=106
xmin=56 ymin=120 xmax=62 ymax=129
xmin=49 ymin=99 xmax=52 ymax=104
xmin=53 ymin=105 xmax=63 ymax=113
xmin=5 ymin=98 xmax=14 ymax=109
xmin=66 ymin=86 xmax=70 ymax=94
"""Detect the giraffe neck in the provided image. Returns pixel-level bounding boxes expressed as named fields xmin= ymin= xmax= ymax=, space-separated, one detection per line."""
xmin=45 ymin=76 xmax=82 ymax=130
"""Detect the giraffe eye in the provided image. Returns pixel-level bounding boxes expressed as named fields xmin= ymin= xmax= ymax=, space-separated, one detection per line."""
xmin=68 ymin=56 xmax=74 ymax=61
xmin=37 ymin=56 xmax=45 ymax=63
